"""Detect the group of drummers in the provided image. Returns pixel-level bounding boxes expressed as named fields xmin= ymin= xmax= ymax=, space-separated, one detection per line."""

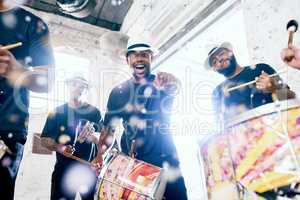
xmin=1 ymin=1 xmax=300 ymax=200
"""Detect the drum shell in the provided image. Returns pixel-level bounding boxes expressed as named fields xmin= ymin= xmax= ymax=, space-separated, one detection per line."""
xmin=95 ymin=151 xmax=166 ymax=200
xmin=199 ymin=99 xmax=300 ymax=198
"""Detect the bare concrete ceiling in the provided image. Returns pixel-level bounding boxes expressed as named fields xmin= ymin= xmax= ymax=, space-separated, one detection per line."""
xmin=25 ymin=0 xmax=133 ymax=31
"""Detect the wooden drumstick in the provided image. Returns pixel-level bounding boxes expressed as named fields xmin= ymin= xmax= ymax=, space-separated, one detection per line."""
xmin=284 ymin=20 xmax=298 ymax=62
xmin=0 ymin=42 xmax=23 ymax=50
xmin=67 ymin=154 xmax=92 ymax=166
xmin=57 ymin=150 xmax=92 ymax=166
xmin=225 ymin=69 xmax=287 ymax=93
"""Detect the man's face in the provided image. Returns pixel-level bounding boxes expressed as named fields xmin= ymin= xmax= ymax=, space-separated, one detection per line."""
xmin=67 ymin=81 xmax=88 ymax=99
xmin=126 ymin=50 xmax=152 ymax=80
xmin=209 ymin=48 xmax=237 ymax=77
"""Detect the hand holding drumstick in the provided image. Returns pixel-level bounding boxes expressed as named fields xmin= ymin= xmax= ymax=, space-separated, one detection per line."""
xmin=0 ymin=42 xmax=23 ymax=75
xmin=0 ymin=42 xmax=22 ymax=50
xmin=281 ymin=46 xmax=300 ymax=69
xmin=225 ymin=70 xmax=286 ymax=93
xmin=281 ymin=20 xmax=300 ymax=69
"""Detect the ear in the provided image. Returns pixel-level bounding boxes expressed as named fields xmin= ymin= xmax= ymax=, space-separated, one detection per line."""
xmin=126 ymin=57 xmax=134 ymax=68
xmin=150 ymin=53 xmax=154 ymax=62
xmin=126 ymin=56 xmax=130 ymax=65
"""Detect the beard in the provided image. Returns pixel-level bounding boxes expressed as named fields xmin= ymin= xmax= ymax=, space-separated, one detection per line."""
xmin=217 ymin=55 xmax=238 ymax=77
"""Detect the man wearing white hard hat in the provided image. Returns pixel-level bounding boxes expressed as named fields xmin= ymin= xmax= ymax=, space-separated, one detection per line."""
xmin=41 ymin=76 xmax=102 ymax=200
xmin=206 ymin=42 xmax=295 ymax=121
xmin=93 ymin=39 xmax=188 ymax=199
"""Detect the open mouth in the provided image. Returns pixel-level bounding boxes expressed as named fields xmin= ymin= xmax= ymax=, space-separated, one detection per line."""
xmin=134 ymin=64 xmax=146 ymax=69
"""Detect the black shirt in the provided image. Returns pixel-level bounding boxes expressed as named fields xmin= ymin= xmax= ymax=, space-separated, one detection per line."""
xmin=41 ymin=103 xmax=101 ymax=170
xmin=103 ymin=74 xmax=177 ymax=166
xmin=212 ymin=63 xmax=279 ymax=119
xmin=0 ymin=7 xmax=55 ymax=143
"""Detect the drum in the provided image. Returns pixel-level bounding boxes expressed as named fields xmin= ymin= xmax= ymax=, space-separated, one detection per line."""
xmin=95 ymin=150 xmax=166 ymax=200
xmin=0 ymin=140 xmax=9 ymax=159
xmin=200 ymin=99 xmax=300 ymax=198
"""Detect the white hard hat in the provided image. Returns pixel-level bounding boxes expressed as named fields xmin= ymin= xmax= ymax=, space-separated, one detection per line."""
xmin=204 ymin=42 xmax=233 ymax=70
xmin=65 ymin=75 xmax=89 ymax=87
xmin=125 ymin=37 xmax=158 ymax=56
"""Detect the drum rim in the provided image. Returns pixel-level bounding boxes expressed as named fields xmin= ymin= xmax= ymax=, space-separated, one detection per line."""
xmin=95 ymin=150 xmax=117 ymax=199
xmin=225 ymin=99 xmax=300 ymax=128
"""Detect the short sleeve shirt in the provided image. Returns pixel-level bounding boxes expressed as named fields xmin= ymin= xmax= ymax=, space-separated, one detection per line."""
xmin=103 ymin=75 xmax=177 ymax=165
xmin=212 ymin=63 xmax=278 ymax=119
xmin=0 ymin=7 xmax=55 ymax=142
xmin=42 ymin=103 xmax=102 ymax=170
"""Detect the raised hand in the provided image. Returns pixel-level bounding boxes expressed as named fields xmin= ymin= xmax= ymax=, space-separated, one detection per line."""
xmin=77 ymin=121 xmax=95 ymax=143
xmin=281 ymin=46 xmax=300 ymax=69
xmin=153 ymin=72 xmax=180 ymax=95
xmin=0 ymin=46 xmax=22 ymax=76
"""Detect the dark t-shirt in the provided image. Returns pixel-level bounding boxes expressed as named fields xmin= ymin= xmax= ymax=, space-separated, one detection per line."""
xmin=0 ymin=7 xmax=55 ymax=143
xmin=41 ymin=103 xmax=101 ymax=171
xmin=103 ymin=74 xmax=178 ymax=167
xmin=212 ymin=63 xmax=280 ymax=119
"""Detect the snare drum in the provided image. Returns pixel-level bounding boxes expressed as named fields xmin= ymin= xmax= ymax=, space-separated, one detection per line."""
xmin=95 ymin=151 xmax=166 ymax=200
xmin=200 ymin=99 xmax=300 ymax=198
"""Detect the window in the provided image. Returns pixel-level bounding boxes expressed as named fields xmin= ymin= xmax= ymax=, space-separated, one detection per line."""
xmin=29 ymin=52 xmax=90 ymax=115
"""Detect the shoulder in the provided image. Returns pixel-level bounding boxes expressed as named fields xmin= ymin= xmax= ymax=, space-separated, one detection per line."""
xmin=213 ymin=82 xmax=224 ymax=93
xmin=45 ymin=104 xmax=66 ymax=122
xmin=111 ymin=79 xmax=132 ymax=94
xmin=17 ymin=8 xmax=50 ymax=35
xmin=252 ymin=63 xmax=276 ymax=72
xmin=212 ymin=83 xmax=223 ymax=98
xmin=84 ymin=104 xmax=101 ymax=114
xmin=15 ymin=7 xmax=46 ymax=25
xmin=18 ymin=7 xmax=45 ymax=22
xmin=54 ymin=103 xmax=68 ymax=114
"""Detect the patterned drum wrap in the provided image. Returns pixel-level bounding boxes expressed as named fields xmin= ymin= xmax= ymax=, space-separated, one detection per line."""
xmin=0 ymin=140 xmax=8 ymax=159
xmin=199 ymin=100 xmax=300 ymax=199
xmin=96 ymin=153 xmax=165 ymax=200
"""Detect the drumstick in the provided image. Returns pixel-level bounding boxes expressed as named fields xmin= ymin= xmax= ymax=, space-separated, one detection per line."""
xmin=284 ymin=20 xmax=298 ymax=62
xmin=225 ymin=69 xmax=287 ymax=93
xmin=0 ymin=42 xmax=23 ymax=50
xmin=67 ymin=154 xmax=92 ymax=166
xmin=57 ymin=151 xmax=92 ymax=166
xmin=287 ymin=20 xmax=298 ymax=47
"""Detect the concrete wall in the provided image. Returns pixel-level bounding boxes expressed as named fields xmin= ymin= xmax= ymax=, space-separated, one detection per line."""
xmin=121 ymin=0 xmax=214 ymax=49
xmin=242 ymin=0 xmax=300 ymax=94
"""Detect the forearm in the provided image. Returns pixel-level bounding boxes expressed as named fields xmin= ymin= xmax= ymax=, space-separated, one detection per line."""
xmin=273 ymin=87 xmax=296 ymax=100
xmin=41 ymin=137 xmax=63 ymax=152
xmin=7 ymin=65 xmax=55 ymax=93
xmin=96 ymin=127 xmax=113 ymax=156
